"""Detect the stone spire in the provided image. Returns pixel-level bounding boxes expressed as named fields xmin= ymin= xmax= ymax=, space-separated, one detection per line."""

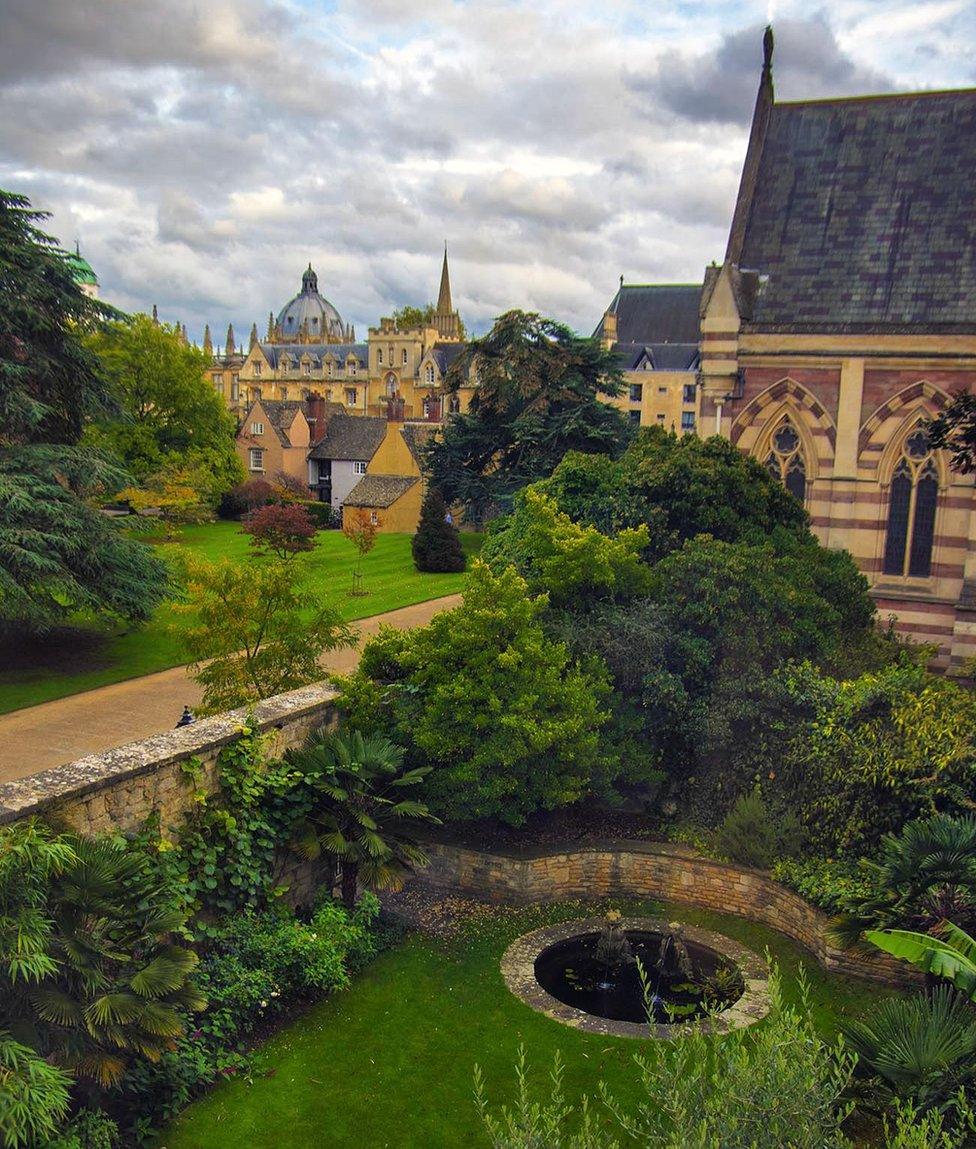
xmin=267 ymin=311 xmax=276 ymax=340
xmin=437 ymin=243 xmax=453 ymax=315
xmin=225 ymin=323 xmax=236 ymax=357
xmin=249 ymin=322 xmax=259 ymax=350
xmin=152 ymin=304 xmax=159 ymax=325
xmin=726 ymin=25 xmax=775 ymax=264
xmin=182 ymin=324 xmax=189 ymax=344
xmin=203 ymin=324 xmax=213 ymax=356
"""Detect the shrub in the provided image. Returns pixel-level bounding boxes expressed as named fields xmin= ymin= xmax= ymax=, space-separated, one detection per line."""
xmin=218 ymin=478 xmax=275 ymax=519
xmin=242 ymin=502 xmax=317 ymax=559
xmin=45 ymin=1108 xmax=119 ymax=1149
xmin=714 ymin=789 xmax=804 ymax=869
xmin=302 ymin=500 xmax=339 ymax=529
xmin=772 ymin=857 xmax=876 ymax=916
xmin=0 ymin=1035 xmax=72 ymax=1149
xmin=412 ymin=487 xmax=466 ymax=573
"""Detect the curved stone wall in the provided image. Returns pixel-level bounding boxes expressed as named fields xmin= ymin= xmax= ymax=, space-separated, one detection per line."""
xmin=419 ymin=838 xmax=922 ymax=988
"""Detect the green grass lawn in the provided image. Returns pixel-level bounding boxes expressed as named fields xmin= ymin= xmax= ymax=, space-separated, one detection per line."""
xmin=162 ymin=898 xmax=899 ymax=1149
xmin=0 ymin=524 xmax=481 ymax=715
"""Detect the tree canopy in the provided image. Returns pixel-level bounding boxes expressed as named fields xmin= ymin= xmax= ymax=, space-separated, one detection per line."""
xmin=423 ymin=311 xmax=633 ymax=523
xmin=0 ymin=189 xmax=167 ymax=629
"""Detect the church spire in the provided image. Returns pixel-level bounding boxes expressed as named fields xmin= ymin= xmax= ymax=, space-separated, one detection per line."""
xmin=203 ymin=324 xmax=213 ymax=356
xmin=726 ymin=25 xmax=775 ymax=264
xmin=225 ymin=322 xmax=236 ymax=356
xmin=249 ymin=322 xmax=259 ymax=350
xmin=436 ymin=243 xmax=453 ymax=316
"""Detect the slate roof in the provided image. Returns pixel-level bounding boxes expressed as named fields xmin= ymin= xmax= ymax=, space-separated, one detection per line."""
xmin=593 ymin=285 xmax=702 ymax=344
xmin=307 ymin=413 xmax=386 ymax=462
xmin=737 ymin=90 xmax=976 ymax=332
xmin=246 ymin=399 xmax=308 ymax=446
xmin=343 ymin=475 xmax=418 ymax=508
xmin=430 ymin=342 xmax=467 ymax=375
xmin=258 ymin=342 xmax=368 ymax=368
xmin=613 ymin=342 xmax=699 ymax=371
xmin=400 ymin=423 xmax=436 ymax=467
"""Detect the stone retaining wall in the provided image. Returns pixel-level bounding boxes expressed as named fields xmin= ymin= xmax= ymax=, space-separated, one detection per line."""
xmin=420 ymin=838 xmax=922 ymax=988
xmin=0 ymin=683 xmax=339 ymax=836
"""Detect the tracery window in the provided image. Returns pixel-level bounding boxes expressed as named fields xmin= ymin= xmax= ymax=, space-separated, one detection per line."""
xmin=764 ymin=418 xmax=807 ymax=504
xmin=883 ymin=428 xmax=938 ymax=578
xmin=424 ymin=363 xmax=436 ymax=385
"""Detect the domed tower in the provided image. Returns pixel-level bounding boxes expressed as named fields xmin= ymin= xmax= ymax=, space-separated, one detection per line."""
xmin=273 ymin=263 xmax=346 ymax=344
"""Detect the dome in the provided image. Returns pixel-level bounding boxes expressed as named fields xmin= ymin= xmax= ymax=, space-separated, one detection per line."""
xmin=276 ymin=263 xmax=345 ymax=341
xmin=65 ymin=244 xmax=97 ymax=286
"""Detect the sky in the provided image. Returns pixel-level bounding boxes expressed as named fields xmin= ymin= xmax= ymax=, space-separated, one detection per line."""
xmin=1 ymin=0 xmax=974 ymax=344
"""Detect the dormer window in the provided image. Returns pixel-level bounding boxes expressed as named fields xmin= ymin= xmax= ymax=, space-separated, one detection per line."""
xmin=348 ymin=360 xmax=357 ymax=377
xmin=424 ymin=363 xmax=435 ymax=385
xmin=253 ymin=362 xmax=262 ymax=377
xmin=327 ymin=361 xmax=334 ymax=378
xmin=303 ymin=362 xmax=311 ymax=375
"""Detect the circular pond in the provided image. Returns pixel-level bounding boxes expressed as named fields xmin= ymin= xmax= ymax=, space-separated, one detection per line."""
xmin=502 ymin=916 xmax=770 ymax=1039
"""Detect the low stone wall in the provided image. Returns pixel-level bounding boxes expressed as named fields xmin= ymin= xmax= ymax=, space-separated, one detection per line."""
xmin=419 ymin=838 xmax=922 ymax=988
xmin=0 ymin=683 xmax=339 ymax=836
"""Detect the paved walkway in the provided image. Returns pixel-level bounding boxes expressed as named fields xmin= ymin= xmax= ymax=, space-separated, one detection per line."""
xmin=0 ymin=595 xmax=461 ymax=785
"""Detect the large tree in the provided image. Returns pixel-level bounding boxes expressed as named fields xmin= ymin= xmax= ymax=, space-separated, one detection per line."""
xmin=423 ymin=311 xmax=632 ymax=523
xmin=84 ymin=314 xmax=243 ymax=494
xmin=0 ymin=189 xmax=167 ymax=630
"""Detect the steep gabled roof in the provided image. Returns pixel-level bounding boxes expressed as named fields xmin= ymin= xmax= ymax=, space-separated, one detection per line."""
xmin=344 ymin=475 xmax=418 ymax=508
xmin=593 ymin=285 xmax=702 ymax=344
xmin=430 ymin=342 xmax=467 ymax=375
xmin=736 ymin=89 xmax=976 ymax=332
xmin=244 ymin=399 xmax=307 ymax=446
xmin=258 ymin=341 xmax=368 ymax=368
xmin=613 ymin=342 xmax=699 ymax=371
xmin=307 ymin=413 xmax=387 ymax=462
xmin=400 ymin=423 xmax=436 ymax=467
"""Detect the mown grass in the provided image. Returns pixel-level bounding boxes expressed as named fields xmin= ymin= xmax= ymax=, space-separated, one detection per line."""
xmin=0 ymin=524 xmax=481 ymax=715
xmin=162 ymin=897 xmax=898 ymax=1149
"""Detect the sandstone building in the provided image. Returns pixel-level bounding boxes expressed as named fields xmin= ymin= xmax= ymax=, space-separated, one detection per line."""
xmin=698 ymin=30 xmax=976 ymax=667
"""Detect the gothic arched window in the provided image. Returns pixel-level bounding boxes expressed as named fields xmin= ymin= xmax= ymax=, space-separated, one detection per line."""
xmin=883 ymin=429 xmax=938 ymax=578
xmin=764 ymin=418 xmax=807 ymax=504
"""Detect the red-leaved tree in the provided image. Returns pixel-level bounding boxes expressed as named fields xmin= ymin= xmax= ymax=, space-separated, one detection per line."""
xmin=243 ymin=502 xmax=317 ymax=560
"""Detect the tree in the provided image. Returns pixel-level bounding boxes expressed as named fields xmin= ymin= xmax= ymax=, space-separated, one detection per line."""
xmin=391 ymin=303 xmax=467 ymax=340
xmin=342 ymin=509 xmax=379 ymax=595
xmin=338 ymin=562 xmax=611 ymax=824
xmin=243 ymin=502 xmax=317 ymax=560
xmin=119 ymin=461 xmax=215 ymax=537
xmin=0 ymin=189 xmax=167 ymax=630
xmin=0 ymin=820 xmax=203 ymax=1089
xmin=286 ymin=730 xmax=438 ymax=908
xmin=423 ymin=311 xmax=632 ymax=523
xmin=178 ymin=556 xmax=354 ymax=714
xmin=411 ymin=488 xmax=466 ymax=573
xmin=927 ymin=394 xmax=976 ymax=475
xmin=84 ymin=314 xmax=243 ymax=495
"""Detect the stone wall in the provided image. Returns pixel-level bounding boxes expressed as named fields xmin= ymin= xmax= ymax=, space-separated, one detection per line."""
xmin=419 ymin=838 xmax=922 ymax=988
xmin=0 ymin=683 xmax=339 ymax=836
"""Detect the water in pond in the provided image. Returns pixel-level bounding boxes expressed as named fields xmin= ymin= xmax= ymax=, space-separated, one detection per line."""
xmin=533 ymin=929 xmax=741 ymax=1024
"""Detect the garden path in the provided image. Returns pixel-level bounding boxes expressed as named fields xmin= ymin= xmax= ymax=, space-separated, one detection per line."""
xmin=0 ymin=594 xmax=461 ymax=785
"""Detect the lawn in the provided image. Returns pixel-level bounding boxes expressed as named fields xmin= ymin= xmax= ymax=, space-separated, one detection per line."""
xmin=161 ymin=897 xmax=899 ymax=1149
xmin=0 ymin=523 xmax=481 ymax=715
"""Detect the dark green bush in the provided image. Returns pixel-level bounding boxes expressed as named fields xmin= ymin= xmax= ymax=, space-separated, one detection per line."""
xmin=302 ymin=500 xmax=340 ymax=529
xmin=412 ymin=487 xmax=466 ymax=573
xmin=771 ymin=857 xmax=876 ymax=916
xmin=714 ymin=789 xmax=804 ymax=869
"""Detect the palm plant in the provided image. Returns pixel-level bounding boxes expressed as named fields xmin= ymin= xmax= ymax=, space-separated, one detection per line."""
xmin=866 ymin=922 xmax=976 ymax=1002
xmin=1 ymin=821 xmax=204 ymax=1088
xmin=843 ymin=986 xmax=976 ymax=1110
xmin=829 ymin=814 xmax=976 ymax=950
xmin=287 ymin=730 xmax=440 ymax=908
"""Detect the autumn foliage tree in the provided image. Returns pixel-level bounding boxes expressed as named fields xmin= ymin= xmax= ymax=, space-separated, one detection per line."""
xmin=342 ymin=509 xmax=379 ymax=595
xmin=243 ymin=502 xmax=317 ymax=560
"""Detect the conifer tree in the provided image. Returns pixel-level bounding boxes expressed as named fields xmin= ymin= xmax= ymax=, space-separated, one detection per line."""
xmin=412 ymin=487 xmax=466 ymax=573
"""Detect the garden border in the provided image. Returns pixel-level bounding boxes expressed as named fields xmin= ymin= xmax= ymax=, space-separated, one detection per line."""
xmin=501 ymin=916 xmax=770 ymax=1038
xmin=418 ymin=838 xmax=924 ymax=989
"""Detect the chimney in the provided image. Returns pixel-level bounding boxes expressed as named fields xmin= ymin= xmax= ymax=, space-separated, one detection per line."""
xmin=306 ymin=391 xmax=330 ymax=444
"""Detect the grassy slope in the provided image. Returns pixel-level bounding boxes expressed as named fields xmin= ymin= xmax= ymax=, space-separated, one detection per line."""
xmin=0 ymin=525 xmax=481 ymax=715
xmin=162 ymin=898 xmax=898 ymax=1149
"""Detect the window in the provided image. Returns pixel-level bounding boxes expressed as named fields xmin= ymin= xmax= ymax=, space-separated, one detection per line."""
xmin=422 ymin=398 xmax=431 ymax=418
xmin=231 ymin=380 xmax=240 ymax=401
xmin=402 ymin=348 xmax=408 ymax=365
xmin=883 ymin=429 xmax=939 ymax=578
xmin=303 ymin=361 xmax=311 ymax=375
xmin=424 ymin=363 xmax=436 ymax=385
xmin=248 ymin=448 xmax=264 ymax=471
xmin=378 ymin=348 xmax=383 ymax=365
xmin=683 ymin=382 xmax=697 ymax=405
xmin=658 ymin=385 xmax=667 ymax=395
xmin=629 ymin=383 xmax=643 ymax=403
xmin=764 ymin=418 xmax=806 ymax=503
xmin=449 ymin=395 xmax=461 ymax=415
xmin=640 ymin=358 xmax=653 ymax=372
xmin=370 ymin=511 xmax=379 ymax=526
xmin=345 ymin=388 xmax=357 ymax=407
xmin=251 ymin=421 xmax=264 ymax=435
xmin=252 ymin=362 xmax=262 ymax=377
xmin=656 ymin=413 xmax=666 ymax=423
xmin=327 ymin=361 xmax=334 ymax=378
xmin=348 ymin=361 xmax=357 ymax=377
xmin=354 ymin=461 xmax=368 ymax=475
xmin=628 ymin=410 xmax=642 ymax=425
xmin=212 ymin=373 xmax=221 ymax=384
xmin=681 ymin=411 xmax=696 ymax=433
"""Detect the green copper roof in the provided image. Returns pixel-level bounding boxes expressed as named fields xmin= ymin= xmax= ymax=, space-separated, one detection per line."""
xmin=65 ymin=245 xmax=98 ymax=285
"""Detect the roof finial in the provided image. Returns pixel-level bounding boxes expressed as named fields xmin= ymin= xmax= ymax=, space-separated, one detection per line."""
xmin=75 ymin=239 xmax=80 ymax=257
xmin=762 ymin=24 xmax=774 ymax=81
xmin=203 ymin=324 xmax=213 ymax=356
xmin=619 ymin=274 xmax=624 ymax=289
xmin=152 ymin=303 xmax=159 ymax=325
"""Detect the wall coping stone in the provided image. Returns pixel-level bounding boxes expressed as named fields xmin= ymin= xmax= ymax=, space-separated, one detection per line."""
xmin=0 ymin=682 xmax=338 ymax=825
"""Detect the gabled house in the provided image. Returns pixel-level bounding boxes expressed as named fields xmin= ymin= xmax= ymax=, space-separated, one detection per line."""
xmin=340 ymin=421 xmax=434 ymax=533
xmin=307 ymin=414 xmax=388 ymax=509
xmin=236 ymin=398 xmax=312 ymax=487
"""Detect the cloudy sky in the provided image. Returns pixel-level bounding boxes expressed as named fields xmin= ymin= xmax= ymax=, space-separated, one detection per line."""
xmin=2 ymin=0 xmax=974 ymax=344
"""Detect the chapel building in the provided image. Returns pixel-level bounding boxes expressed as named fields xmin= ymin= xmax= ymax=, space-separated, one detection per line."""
xmin=698 ymin=29 xmax=976 ymax=667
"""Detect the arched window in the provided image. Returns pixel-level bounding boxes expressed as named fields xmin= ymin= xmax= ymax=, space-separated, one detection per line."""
xmin=385 ymin=372 xmax=398 ymax=397
xmin=424 ymin=363 xmax=435 ymax=385
xmin=448 ymin=395 xmax=460 ymax=415
xmin=764 ymin=418 xmax=807 ymax=504
xmin=883 ymin=429 xmax=938 ymax=578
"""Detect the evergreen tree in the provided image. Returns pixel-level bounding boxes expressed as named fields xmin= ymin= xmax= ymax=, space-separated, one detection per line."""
xmin=0 ymin=189 xmax=167 ymax=630
xmin=411 ymin=487 xmax=466 ymax=573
